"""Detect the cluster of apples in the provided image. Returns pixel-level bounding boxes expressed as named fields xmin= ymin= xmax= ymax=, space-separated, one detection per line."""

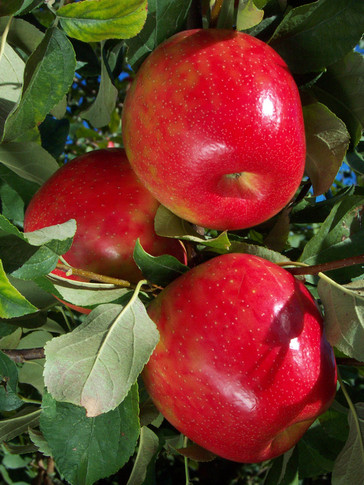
xmin=24 ymin=29 xmax=337 ymax=463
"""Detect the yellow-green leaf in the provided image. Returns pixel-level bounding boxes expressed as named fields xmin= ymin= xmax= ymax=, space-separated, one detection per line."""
xmin=0 ymin=260 xmax=37 ymax=318
xmin=57 ymin=0 xmax=148 ymax=42
xmin=236 ymin=0 xmax=264 ymax=31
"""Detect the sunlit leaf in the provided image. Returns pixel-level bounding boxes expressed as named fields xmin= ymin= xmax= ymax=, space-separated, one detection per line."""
xmin=0 ymin=260 xmax=37 ymax=318
xmin=0 ymin=43 xmax=24 ymax=139
xmin=57 ymin=0 xmax=148 ymax=43
xmin=236 ymin=0 xmax=264 ymax=31
xmin=3 ymin=27 xmax=76 ymax=142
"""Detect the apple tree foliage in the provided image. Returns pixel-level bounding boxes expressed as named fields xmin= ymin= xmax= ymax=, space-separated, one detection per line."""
xmin=0 ymin=0 xmax=363 ymax=484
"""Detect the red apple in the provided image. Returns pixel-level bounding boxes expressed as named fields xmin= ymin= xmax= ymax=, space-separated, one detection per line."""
xmin=122 ymin=29 xmax=306 ymax=231
xmin=142 ymin=253 xmax=337 ymax=463
xmin=23 ymin=148 xmax=185 ymax=289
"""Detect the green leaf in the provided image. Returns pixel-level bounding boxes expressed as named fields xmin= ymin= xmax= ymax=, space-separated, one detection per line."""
xmin=125 ymin=0 xmax=192 ymax=70
xmin=0 ymin=351 xmax=23 ymax=411
xmin=0 ymin=1 xmax=23 ymax=16
xmin=18 ymin=330 xmax=53 ymax=350
xmin=14 ymin=0 xmax=44 ymax=16
xmin=331 ymin=403 xmax=364 ymax=485
xmin=0 ymin=260 xmax=37 ymax=319
xmin=0 ymin=43 xmax=24 ymax=139
xmin=0 ymin=321 xmax=18 ymax=338
xmin=0 ymin=17 xmax=43 ymax=56
xmin=303 ymin=102 xmax=350 ymax=196
xmin=0 ymin=406 xmax=41 ymax=443
xmin=126 ymin=426 xmax=159 ymax=485
xmin=346 ymin=148 xmax=364 ymax=175
xmin=214 ymin=240 xmax=291 ymax=265
xmin=0 ymin=182 xmax=24 ymax=226
xmin=24 ymin=219 xmax=77 ymax=254
xmin=0 ymin=327 xmax=22 ymax=349
xmin=15 ymin=331 xmax=52 ymax=397
xmin=18 ymin=359 xmax=45 ymax=396
xmin=57 ymin=0 xmax=148 ymax=43
xmin=43 ymin=297 xmax=159 ymax=417
xmin=40 ymin=388 xmax=140 ymax=485
xmin=262 ymin=447 xmax=298 ymax=485
xmin=155 ymin=206 xmax=231 ymax=251
xmin=39 ymin=116 xmax=70 ymax=159
xmin=45 ymin=272 xmax=130 ymax=307
xmin=0 ymin=218 xmax=76 ymax=280
xmin=8 ymin=275 xmax=56 ymax=310
xmin=300 ymin=195 xmax=364 ymax=265
xmin=0 ymin=236 xmax=58 ymax=280
xmin=269 ymin=0 xmax=364 ymax=73
xmin=3 ymin=27 xmax=76 ymax=142
xmin=263 ymin=208 xmax=290 ymax=253
xmin=0 ymin=163 xmax=39 ymax=205
xmin=28 ymin=428 xmax=52 ymax=457
xmin=236 ymin=0 xmax=264 ymax=31
xmin=297 ymin=419 xmax=342 ymax=477
xmin=313 ymin=51 xmax=364 ymax=147
xmin=133 ymin=239 xmax=188 ymax=286
xmin=0 ymin=142 xmax=59 ymax=185
xmin=81 ymin=46 xmax=118 ymax=128
xmin=318 ymin=278 xmax=364 ymax=361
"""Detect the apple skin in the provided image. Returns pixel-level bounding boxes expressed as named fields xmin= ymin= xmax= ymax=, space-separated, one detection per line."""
xmin=23 ymin=148 xmax=185 ymax=287
xmin=122 ymin=29 xmax=306 ymax=231
xmin=142 ymin=253 xmax=337 ymax=463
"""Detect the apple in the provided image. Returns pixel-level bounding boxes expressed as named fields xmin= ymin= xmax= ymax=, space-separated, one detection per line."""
xmin=23 ymin=148 xmax=186 ymax=289
xmin=142 ymin=253 xmax=337 ymax=463
xmin=122 ymin=29 xmax=306 ymax=231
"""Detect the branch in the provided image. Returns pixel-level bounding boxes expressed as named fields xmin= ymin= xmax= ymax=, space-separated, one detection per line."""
xmin=336 ymin=357 xmax=364 ymax=367
xmin=2 ymin=348 xmax=45 ymax=363
xmin=283 ymin=254 xmax=364 ymax=276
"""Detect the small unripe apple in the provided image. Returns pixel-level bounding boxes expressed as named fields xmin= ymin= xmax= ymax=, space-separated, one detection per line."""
xmin=23 ymin=148 xmax=185 ymax=286
xmin=122 ymin=29 xmax=306 ymax=230
xmin=143 ymin=253 xmax=337 ymax=463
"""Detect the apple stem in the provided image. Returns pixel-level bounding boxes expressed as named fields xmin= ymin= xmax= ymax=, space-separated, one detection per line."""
xmin=280 ymin=254 xmax=364 ymax=276
xmin=337 ymin=369 xmax=364 ymax=460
